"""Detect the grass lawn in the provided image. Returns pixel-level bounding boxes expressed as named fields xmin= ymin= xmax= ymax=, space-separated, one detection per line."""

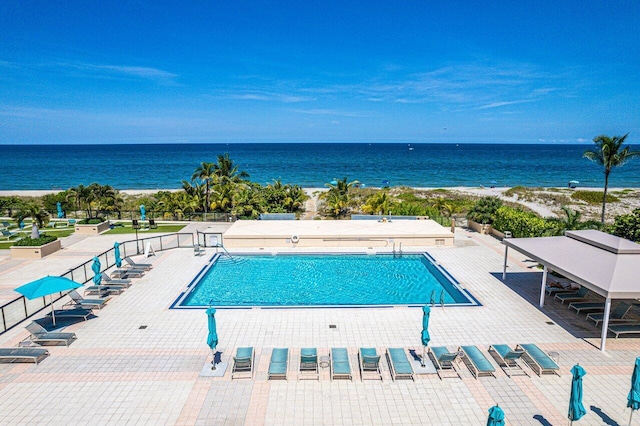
xmin=104 ymin=224 xmax=186 ymax=235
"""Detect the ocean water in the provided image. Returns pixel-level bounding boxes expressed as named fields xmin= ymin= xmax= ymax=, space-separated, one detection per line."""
xmin=1 ymin=143 xmax=639 ymax=190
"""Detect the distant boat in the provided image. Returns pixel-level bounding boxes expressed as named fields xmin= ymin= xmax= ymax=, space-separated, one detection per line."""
xmin=408 ymin=144 xmax=414 ymax=151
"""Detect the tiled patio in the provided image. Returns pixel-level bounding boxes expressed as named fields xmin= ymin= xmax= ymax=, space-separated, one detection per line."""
xmin=0 ymin=224 xmax=638 ymax=425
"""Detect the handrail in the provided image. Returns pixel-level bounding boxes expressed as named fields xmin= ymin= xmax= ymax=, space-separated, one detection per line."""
xmin=0 ymin=232 xmax=195 ymax=335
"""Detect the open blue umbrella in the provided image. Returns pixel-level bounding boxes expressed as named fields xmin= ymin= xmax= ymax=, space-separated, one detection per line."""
xmin=56 ymin=202 xmax=64 ymax=218
xmin=140 ymin=204 xmax=146 ymax=221
xmin=206 ymin=307 xmax=219 ymax=370
xmin=569 ymin=364 xmax=587 ymax=424
xmin=628 ymin=357 xmax=640 ymax=425
xmin=15 ymin=276 xmax=82 ymax=325
xmin=487 ymin=404 xmax=505 ymax=426
xmin=114 ymin=242 xmax=122 ymax=268
xmin=92 ymin=256 xmax=102 ymax=287
xmin=421 ymin=305 xmax=431 ymax=367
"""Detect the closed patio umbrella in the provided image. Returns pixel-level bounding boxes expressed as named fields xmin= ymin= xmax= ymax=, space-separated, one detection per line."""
xmin=114 ymin=242 xmax=122 ymax=268
xmin=628 ymin=357 xmax=640 ymax=425
xmin=15 ymin=276 xmax=83 ymax=325
xmin=56 ymin=202 xmax=64 ymax=218
xmin=206 ymin=307 xmax=219 ymax=370
xmin=140 ymin=205 xmax=146 ymax=221
xmin=92 ymin=256 xmax=102 ymax=289
xmin=487 ymin=404 xmax=505 ymax=426
xmin=421 ymin=305 xmax=431 ymax=367
xmin=569 ymin=364 xmax=587 ymax=424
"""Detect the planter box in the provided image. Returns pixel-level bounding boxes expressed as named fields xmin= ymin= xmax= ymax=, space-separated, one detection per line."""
xmin=11 ymin=239 xmax=62 ymax=259
xmin=74 ymin=221 xmax=110 ymax=235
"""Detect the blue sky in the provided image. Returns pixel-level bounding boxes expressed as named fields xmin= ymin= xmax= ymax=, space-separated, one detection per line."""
xmin=1 ymin=1 xmax=639 ymax=144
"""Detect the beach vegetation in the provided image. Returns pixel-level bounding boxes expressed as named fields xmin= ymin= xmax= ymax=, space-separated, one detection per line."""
xmin=609 ymin=208 xmax=640 ymax=242
xmin=361 ymin=191 xmax=397 ymax=215
xmin=191 ymin=162 xmax=216 ymax=214
xmin=12 ymin=234 xmax=57 ymax=247
xmin=41 ymin=192 xmax=71 ymax=217
xmin=492 ymin=206 xmax=556 ymax=238
xmin=583 ymin=133 xmax=640 ymax=223
xmin=0 ymin=196 xmax=26 ymax=217
xmin=570 ymin=190 xmax=619 ymax=205
xmin=65 ymin=183 xmax=116 ymax=220
xmin=12 ymin=203 xmax=50 ymax=228
xmin=320 ymin=177 xmax=357 ymax=218
xmin=467 ymin=196 xmax=502 ymax=224
xmin=545 ymin=206 xmax=602 ymax=234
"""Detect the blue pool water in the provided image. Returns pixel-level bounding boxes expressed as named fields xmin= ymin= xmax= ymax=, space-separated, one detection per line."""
xmin=179 ymin=254 xmax=476 ymax=307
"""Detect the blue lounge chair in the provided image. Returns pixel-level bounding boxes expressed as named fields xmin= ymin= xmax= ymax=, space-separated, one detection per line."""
xmin=231 ymin=347 xmax=254 ymax=379
xmin=554 ymin=287 xmax=589 ymax=304
xmin=488 ymin=344 xmax=529 ymax=377
xmin=458 ymin=345 xmax=496 ymax=379
xmin=25 ymin=322 xmax=77 ymax=347
xmin=358 ymin=348 xmax=382 ymax=381
xmin=516 ymin=344 xmax=560 ymax=376
xmin=1 ymin=229 xmax=20 ymax=240
xmin=330 ymin=348 xmax=352 ymax=381
xmin=587 ymin=302 xmax=634 ymax=327
xmin=608 ymin=323 xmax=640 ymax=338
xmin=298 ymin=348 xmax=318 ymax=380
xmin=66 ymin=290 xmax=110 ymax=310
xmin=0 ymin=347 xmax=50 ymax=364
xmin=268 ymin=348 xmax=289 ymax=380
xmin=568 ymin=301 xmax=605 ymax=315
xmin=386 ymin=348 xmax=414 ymax=381
xmin=124 ymin=256 xmax=153 ymax=270
xmin=428 ymin=346 xmax=461 ymax=379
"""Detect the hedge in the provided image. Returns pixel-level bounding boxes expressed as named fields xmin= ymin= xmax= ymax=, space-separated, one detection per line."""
xmin=13 ymin=235 xmax=58 ymax=246
xmin=492 ymin=206 xmax=557 ymax=238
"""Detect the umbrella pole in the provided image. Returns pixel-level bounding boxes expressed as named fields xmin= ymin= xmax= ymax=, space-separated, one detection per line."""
xmin=630 ymin=410 xmax=633 ymax=426
xmin=50 ymin=294 xmax=56 ymax=325
xmin=422 ymin=345 xmax=426 ymax=368
xmin=211 ymin=347 xmax=216 ymax=370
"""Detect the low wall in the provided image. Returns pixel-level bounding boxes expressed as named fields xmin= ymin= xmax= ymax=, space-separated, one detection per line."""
xmin=11 ymin=239 xmax=62 ymax=259
xmin=74 ymin=221 xmax=111 ymax=235
xmin=224 ymin=235 xmax=453 ymax=249
xmin=468 ymin=220 xmax=506 ymax=239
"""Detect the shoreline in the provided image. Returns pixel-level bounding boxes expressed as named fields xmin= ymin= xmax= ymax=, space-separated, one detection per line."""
xmin=0 ymin=186 xmax=635 ymax=197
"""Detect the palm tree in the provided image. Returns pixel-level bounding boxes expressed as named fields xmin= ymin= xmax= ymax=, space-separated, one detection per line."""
xmin=584 ymin=134 xmax=640 ymax=223
xmin=362 ymin=191 xmax=397 ymax=215
xmin=191 ymin=162 xmax=216 ymax=214
xmin=13 ymin=204 xmax=50 ymax=228
xmin=321 ymin=177 xmax=356 ymax=218
xmin=66 ymin=184 xmax=95 ymax=218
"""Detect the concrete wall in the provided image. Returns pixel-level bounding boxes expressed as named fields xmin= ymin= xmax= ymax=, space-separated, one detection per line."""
xmin=74 ymin=221 xmax=111 ymax=235
xmin=11 ymin=239 xmax=62 ymax=259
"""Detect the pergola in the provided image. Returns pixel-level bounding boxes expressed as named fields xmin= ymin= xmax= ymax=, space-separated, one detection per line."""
xmin=502 ymin=230 xmax=640 ymax=351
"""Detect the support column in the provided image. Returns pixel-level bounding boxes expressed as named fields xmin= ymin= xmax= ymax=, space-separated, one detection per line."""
xmin=502 ymin=245 xmax=509 ymax=280
xmin=539 ymin=266 xmax=548 ymax=308
xmin=600 ymin=297 xmax=612 ymax=352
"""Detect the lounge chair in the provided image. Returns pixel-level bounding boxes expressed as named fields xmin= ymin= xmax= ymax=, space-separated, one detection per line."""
xmin=386 ymin=348 xmax=414 ymax=381
xmin=194 ymin=244 xmax=206 ymax=256
xmin=568 ymin=301 xmax=605 ymax=315
xmin=1 ymin=229 xmax=19 ymax=240
xmin=84 ymin=285 xmax=125 ymax=296
xmin=124 ymin=256 xmax=153 ymax=270
xmin=101 ymin=272 xmax=132 ymax=286
xmin=358 ymin=348 xmax=382 ymax=381
xmin=330 ymin=348 xmax=352 ymax=381
xmin=231 ymin=347 xmax=254 ymax=379
xmin=25 ymin=322 xmax=77 ymax=347
xmin=458 ymin=345 xmax=496 ymax=379
xmin=268 ymin=348 xmax=289 ymax=380
xmin=66 ymin=290 xmax=110 ymax=310
xmin=47 ymin=308 xmax=93 ymax=321
xmin=554 ymin=287 xmax=589 ymax=304
xmin=545 ymin=283 xmax=575 ymax=296
xmin=516 ymin=344 xmax=560 ymax=376
xmin=587 ymin=302 xmax=634 ymax=327
xmin=488 ymin=345 xmax=529 ymax=377
xmin=298 ymin=348 xmax=319 ymax=380
xmin=0 ymin=347 xmax=50 ymax=364
xmin=1 ymin=221 xmax=14 ymax=229
xmin=111 ymin=268 xmax=145 ymax=279
xmin=608 ymin=323 xmax=640 ymax=338
xmin=429 ymin=346 xmax=461 ymax=379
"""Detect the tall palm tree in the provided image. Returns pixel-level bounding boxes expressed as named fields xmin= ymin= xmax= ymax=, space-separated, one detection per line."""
xmin=13 ymin=204 xmax=50 ymax=228
xmin=213 ymin=153 xmax=250 ymax=185
xmin=191 ymin=162 xmax=216 ymax=214
xmin=583 ymin=134 xmax=640 ymax=223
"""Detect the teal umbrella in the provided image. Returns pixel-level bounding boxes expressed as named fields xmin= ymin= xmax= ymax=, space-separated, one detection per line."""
xmin=114 ymin=242 xmax=122 ymax=268
xmin=15 ymin=276 xmax=83 ymax=325
xmin=206 ymin=307 xmax=219 ymax=370
xmin=487 ymin=404 xmax=505 ymax=426
xmin=421 ymin=305 xmax=431 ymax=367
xmin=140 ymin=205 xmax=146 ymax=221
xmin=56 ymin=202 xmax=64 ymax=218
xmin=569 ymin=364 xmax=587 ymax=423
xmin=92 ymin=256 xmax=102 ymax=287
xmin=628 ymin=357 xmax=640 ymax=425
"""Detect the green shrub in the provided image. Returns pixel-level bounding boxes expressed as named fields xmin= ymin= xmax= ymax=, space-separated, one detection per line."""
xmin=78 ymin=217 xmax=106 ymax=225
xmin=571 ymin=190 xmax=619 ymax=205
xmin=610 ymin=208 xmax=640 ymax=242
xmin=492 ymin=206 xmax=557 ymax=238
xmin=467 ymin=196 xmax=502 ymax=224
xmin=13 ymin=235 xmax=58 ymax=246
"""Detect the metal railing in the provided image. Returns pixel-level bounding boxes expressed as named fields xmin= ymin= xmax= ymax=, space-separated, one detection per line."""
xmin=0 ymin=232 xmax=195 ymax=335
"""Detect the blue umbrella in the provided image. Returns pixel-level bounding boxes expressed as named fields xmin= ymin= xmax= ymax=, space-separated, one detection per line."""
xmin=628 ymin=357 xmax=640 ymax=425
xmin=487 ymin=404 xmax=505 ymax=426
xmin=569 ymin=364 xmax=587 ymax=423
xmin=140 ymin=205 xmax=146 ymax=221
xmin=206 ymin=307 xmax=219 ymax=369
xmin=421 ymin=305 xmax=431 ymax=367
xmin=92 ymin=256 xmax=102 ymax=287
xmin=15 ymin=276 xmax=83 ymax=325
xmin=114 ymin=242 xmax=122 ymax=268
xmin=56 ymin=202 xmax=64 ymax=218
xmin=19 ymin=221 xmax=25 ymax=230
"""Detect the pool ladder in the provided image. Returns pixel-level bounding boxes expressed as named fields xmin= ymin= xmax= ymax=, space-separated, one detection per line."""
xmin=392 ymin=242 xmax=403 ymax=258
xmin=429 ymin=290 xmax=446 ymax=307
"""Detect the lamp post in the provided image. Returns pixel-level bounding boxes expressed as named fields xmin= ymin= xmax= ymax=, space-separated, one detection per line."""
xmin=132 ymin=219 xmax=141 ymax=254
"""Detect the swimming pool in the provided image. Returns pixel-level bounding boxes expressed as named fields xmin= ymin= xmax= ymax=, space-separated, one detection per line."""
xmin=176 ymin=253 xmax=478 ymax=308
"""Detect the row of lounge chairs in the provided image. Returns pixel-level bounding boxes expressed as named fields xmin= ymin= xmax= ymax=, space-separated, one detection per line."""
xmin=0 ymin=322 xmax=79 ymax=365
xmin=230 ymin=343 xmax=560 ymax=381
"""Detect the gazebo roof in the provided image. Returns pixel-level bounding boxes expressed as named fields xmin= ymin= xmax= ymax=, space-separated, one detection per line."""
xmin=503 ymin=230 xmax=640 ymax=299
